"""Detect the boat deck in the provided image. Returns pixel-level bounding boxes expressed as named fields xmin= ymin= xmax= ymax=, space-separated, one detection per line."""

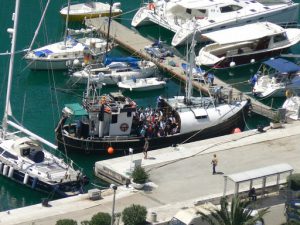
xmin=86 ymin=17 xmax=277 ymax=119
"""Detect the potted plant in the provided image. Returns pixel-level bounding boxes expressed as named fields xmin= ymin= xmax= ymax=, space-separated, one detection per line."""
xmin=270 ymin=113 xmax=282 ymax=129
xmin=131 ymin=166 xmax=149 ymax=189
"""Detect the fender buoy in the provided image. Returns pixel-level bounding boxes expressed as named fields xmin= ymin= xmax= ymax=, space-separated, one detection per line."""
xmin=107 ymin=147 xmax=114 ymax=154
xmin=232 ymin=127 xmax=241 ymax=134
xmin=148 ymin=3 xmax=155 ymax=10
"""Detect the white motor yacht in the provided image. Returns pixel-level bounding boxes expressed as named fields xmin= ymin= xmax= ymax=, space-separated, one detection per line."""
xmin=60 ymin=1 xmax=122 ymax=22
xmin=132 ymin=0 xmax=299 ymax=46
xmin=253 ymin=58 xmax=300 ymax=98
xmin=70 ymin=58 xmax=157 ymax=85
xmin=195 ymin=22 xmax=300 ymax=68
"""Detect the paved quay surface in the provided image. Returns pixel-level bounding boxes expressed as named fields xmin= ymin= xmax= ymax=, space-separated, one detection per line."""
xmin=1 ymin=121 xmax=300 ymax=225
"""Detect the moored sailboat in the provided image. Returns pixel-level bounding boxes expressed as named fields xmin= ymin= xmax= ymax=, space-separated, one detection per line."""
xmin=1 ymin=0 xmax=88 ymax=197
xmin=55 ymin=34 xmax=250 ymax=154
xmin=25 ymin=0 xmax=109 ymax=70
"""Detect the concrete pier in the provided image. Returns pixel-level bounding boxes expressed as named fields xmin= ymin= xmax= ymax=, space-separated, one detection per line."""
xmin=86 ymin=17 xmax=277 ymax=119
xmin=2 ymin=121 xmax=300 ymax=225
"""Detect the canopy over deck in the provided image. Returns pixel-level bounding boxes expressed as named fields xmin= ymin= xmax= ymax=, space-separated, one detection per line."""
xmin=202 ymin=22 xmax=284 ymax=45
xmin=223 ymin=163 xmax=293 ymax=196
xmin=263 ymin=58 xmax=300 ymax=73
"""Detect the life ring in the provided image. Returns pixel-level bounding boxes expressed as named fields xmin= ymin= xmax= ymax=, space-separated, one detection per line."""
xmin=148 ymin=3 xmax=155 ymax=10
xmin=120 ymin=123 xmax=129 ymax=132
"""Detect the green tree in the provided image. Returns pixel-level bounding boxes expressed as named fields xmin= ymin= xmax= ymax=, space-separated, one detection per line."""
xmin=198 ymin=197 xmax=269 ymax=225
xmin=90 ymin=212 xmax=111 ymax=225
xmin=122 ymin=204 xmax=147 ymax=225
xmin=56 ymin=219 xmax=78 ymax=225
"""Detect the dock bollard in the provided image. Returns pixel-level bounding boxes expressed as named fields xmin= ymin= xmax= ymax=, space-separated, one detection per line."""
xmin=150 ymin=212 xmax=157 ymax=222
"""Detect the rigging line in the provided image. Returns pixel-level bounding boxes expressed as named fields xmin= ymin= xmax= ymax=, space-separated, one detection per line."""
xmin=21 ymin=92 xmax=27 ymax=125
xmin=0 ymin=49 xmax=29 ymax=56
xmin=28 ymin=0 xmax=51 ymax=51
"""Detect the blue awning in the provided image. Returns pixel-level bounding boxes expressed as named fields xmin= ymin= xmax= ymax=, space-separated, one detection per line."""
xmin=263 ymin=58 xmax=300 ymax=73
xmin=34 ymin=49 xmax=53 ymax=57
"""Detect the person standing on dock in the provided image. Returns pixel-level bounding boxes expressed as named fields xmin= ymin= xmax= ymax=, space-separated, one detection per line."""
xmin=211 ymin=154 xmax=218 ymax=175
xmin=143 ymin=137 xmax=149 ymax=159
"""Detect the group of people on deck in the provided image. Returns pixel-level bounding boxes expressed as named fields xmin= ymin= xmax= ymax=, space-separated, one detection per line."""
xmin=133 ymin=98 xmax=180 ymax=139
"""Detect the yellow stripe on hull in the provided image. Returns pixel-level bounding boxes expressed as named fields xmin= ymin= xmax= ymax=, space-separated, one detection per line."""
xmin=62 ymin=12 xmax=122 ymax=22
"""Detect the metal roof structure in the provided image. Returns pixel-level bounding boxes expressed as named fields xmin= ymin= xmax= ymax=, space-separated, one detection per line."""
xmin=227 ymin=163 xmax=293 ymax=183
xmin=223 ymin=163 xmax=293 ymax=196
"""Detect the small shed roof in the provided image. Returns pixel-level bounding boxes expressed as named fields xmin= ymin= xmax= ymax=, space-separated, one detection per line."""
xmin=227 ymin=163 xmax=293 ymax=183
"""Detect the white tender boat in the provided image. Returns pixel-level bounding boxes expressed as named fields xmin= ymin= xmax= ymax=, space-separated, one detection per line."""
xmin=253 ymin=58 xmax=300 ymax=98
xmin=132 ymin=0 xmax=299 ymax=46
xmin=117 ymin=77 xmax=166 ymax=91
xmin=70 ymin=58 xmax=157 ymax=85
xmin=60 ymin=2 xmax=122 ymax=22
xmin=195 ymin=22 xmax=300 ymax=69
xmin=0 ymin=0 xmax=88 ymax=197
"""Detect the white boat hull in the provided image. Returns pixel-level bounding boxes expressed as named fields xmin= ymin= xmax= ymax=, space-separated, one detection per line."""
xmin=70 ymin=62 xmax=157 ymax=85
xmin=117 ymin=78 xmax=166 ymax=91
xmin=25 ymin=37 xmax=107 ymax=70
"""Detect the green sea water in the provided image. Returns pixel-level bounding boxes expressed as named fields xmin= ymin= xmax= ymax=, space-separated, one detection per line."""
xmin=0 ymin=0 xmax=298 ymax=211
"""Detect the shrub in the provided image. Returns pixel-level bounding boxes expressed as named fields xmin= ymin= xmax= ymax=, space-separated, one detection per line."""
xmin=80 ymin=221 xmax=90 ymax=225
xmin=131 ymin=166 xmax=149 ymax=184
xmin=90 ymin=212 xmax=111 ymax=225
xmin=56 ymin=219 xmax=78 ymax=225
xmin=287 ymin=174 xmax=300 ymax=191
xmin=122 ymin=204 xmax=147 ymax=225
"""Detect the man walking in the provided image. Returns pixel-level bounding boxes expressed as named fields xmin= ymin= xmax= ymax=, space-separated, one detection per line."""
xmin=211 ymin=154 xmax=218 ymax=174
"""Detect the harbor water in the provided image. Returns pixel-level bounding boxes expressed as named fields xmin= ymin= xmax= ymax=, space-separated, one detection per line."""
xmin=0 ymin=0 xmax=299 ymax=211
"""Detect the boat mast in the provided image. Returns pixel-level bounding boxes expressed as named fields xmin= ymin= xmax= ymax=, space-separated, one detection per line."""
xmin=28 ymin=0 xmax=51 ymax=51
xmin=2 ymin=0 xmax=21 ymax=137
xmin=186 ymin=33 xmax=196 ymax=105
xmin=104 ymin=0 xmax=113 ymax=58
xmin=64 ymin=0 xmax=71 ymax=46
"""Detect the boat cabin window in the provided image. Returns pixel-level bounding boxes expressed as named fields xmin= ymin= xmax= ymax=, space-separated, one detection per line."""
xmin=186 ymin=8 xmax=192 ymax=14
xmin=112 ymin=114 xmax=118 ymax=124
xmin=198 ymin=9 xmax=206 ymax=14
xmin=127 ymin=111 xmax=132 ymax=117
xmin=195 ymin=115 xmax=208 ymax=119
xmin=220 ymin=5 xmax=242 ymax=13
xmin=273 ymin=33 xmax=287 ymax=43
xmin=0 ymin=147 xmax=4 ymax=154
xmin=2 ymin=151 xmax=18 ymax=160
